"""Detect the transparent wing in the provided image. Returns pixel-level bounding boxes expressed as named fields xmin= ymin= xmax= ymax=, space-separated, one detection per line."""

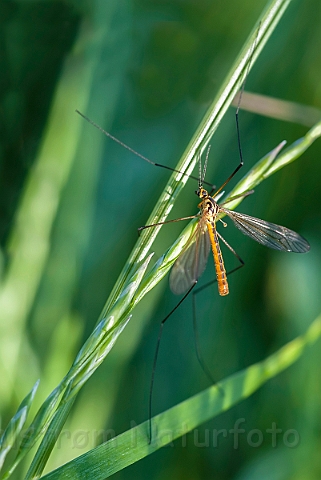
xmin=222 ymin=208 xmax=310 ymax=253
xmin=170 ymin=219 xmax=211 ymax=295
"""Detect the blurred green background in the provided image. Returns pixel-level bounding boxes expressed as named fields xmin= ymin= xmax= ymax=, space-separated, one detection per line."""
xmin=1 ymin=0 xmax=321 ymax=478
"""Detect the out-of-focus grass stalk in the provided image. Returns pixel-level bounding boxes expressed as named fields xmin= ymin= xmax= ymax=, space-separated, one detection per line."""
xmin=232 ymin=91 xmax=321 ymax=127
xmin=23 ymin=1 xmax=131 ymax=399
xmin=0 ymin=1 xmax=128 ymax=407
xmin=0 ymin=80 xmax=75 ymax=404
xmin=0 ymin=59 xmax=85 ymax=402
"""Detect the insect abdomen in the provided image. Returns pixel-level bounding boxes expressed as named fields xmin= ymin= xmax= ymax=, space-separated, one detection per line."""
xmin=207 ymin=223 xmax=229 ymax=296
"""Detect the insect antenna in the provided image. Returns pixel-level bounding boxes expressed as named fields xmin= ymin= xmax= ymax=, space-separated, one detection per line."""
xmin=76 ymin=110 xmax=215 ymax=190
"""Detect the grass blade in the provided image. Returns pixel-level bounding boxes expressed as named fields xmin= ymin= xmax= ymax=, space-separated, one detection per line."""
xmin=0 ymin=381 xmax=39 ymax=472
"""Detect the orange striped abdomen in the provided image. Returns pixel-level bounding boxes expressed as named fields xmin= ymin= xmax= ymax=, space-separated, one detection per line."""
xmin=207 ymin=223 xmax=229 ymax=296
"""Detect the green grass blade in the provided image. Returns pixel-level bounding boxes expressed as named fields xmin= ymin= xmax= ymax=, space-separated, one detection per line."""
xmin=1 ymin=387 xmax=63 ymax=480
xmin=23 ymin=255 xmax=153 ymax=480
xmin=40 ymin=314 xmax=321 ymax=479
xmin=0 ymin=0 xmax=128 ymax=411
xmin=264 ymin=120 xmax=321 ymax=177
xmin=221 ymin=118 xmax=321 ymax=212
xmin=0 ymin=381 xmax=39 ymax=471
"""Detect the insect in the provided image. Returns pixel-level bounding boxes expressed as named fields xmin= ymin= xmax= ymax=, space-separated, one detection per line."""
xmin=137 ymin=132 xmax=310 ymax=300
xmin=167 ymin=164 xmax=310 ymax=297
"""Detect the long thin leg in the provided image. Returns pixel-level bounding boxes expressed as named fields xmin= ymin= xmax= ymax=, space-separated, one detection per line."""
xmin=217 ymin=231 xmax=245 ymax=266
xmin=192 ymin=291 xmax=218 ymax=386
xmin=211 ymin=89 xmax=245 ymax=197
xmin=213 ymin=162 xmax=244 ymax=198
xmin=213 ymin=25 xmax=260 ymax=199
xmin=235 ymin=23 xmax=261 ymax=168
xmin=192 ymin=258 xmax=244 ymax=380
xmin=148 ymin=282 xmax=197 ymax=443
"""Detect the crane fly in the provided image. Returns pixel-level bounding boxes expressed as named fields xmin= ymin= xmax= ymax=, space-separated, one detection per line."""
xmin=138 ymin=143 xmax=310 ymax=298
xmin=169 ymin=181 xmax=310 ymax=297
